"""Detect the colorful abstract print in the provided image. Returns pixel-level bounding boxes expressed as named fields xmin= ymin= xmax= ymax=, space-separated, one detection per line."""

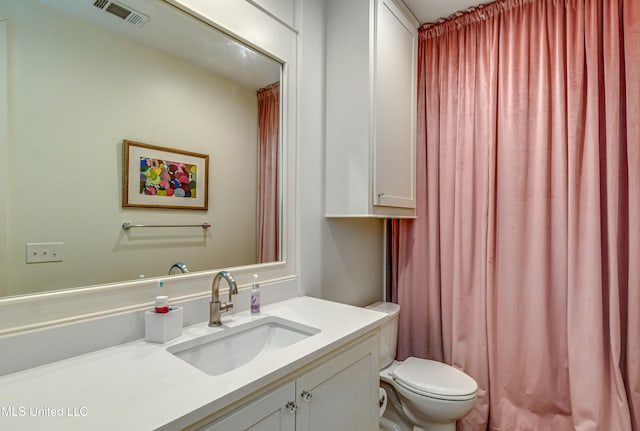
xmin=139 ymin=157 xmax=197 ymax=199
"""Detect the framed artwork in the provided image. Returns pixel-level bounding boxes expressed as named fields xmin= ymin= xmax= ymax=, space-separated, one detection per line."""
xmin=123 ymin=140 xmax=209 ymax=210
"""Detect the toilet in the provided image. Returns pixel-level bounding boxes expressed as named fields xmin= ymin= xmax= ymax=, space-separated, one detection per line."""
xmin=367 ymin=302 xmax=478 ymax=431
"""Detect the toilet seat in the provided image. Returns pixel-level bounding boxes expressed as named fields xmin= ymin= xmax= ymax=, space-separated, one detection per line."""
xmin=391 ymin=357 xmax=478 ymax=401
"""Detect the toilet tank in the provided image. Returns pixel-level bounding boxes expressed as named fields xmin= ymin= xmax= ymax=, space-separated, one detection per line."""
xmin=366 ymin=302 xmax=400 ymax=369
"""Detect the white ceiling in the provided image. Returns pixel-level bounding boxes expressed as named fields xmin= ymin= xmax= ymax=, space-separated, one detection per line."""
xmin=403 ymin=0 xmax=485 ymax=24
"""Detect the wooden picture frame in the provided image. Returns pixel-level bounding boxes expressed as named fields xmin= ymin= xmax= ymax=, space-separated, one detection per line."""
xmin=123 ymin=140 xmax=209 ymax=210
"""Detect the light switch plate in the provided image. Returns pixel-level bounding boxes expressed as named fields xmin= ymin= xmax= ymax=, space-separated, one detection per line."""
xmin=26 ymin=242 xmax=64 ymax=263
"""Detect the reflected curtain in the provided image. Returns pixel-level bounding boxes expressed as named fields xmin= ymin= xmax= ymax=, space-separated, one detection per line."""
xmin=257 ymin=82 xmax=280 ymax=263
xmin=391 ymin=0 xmax=640 ymax=429
xmin=256 ymin=83 xmax=280 ymax=263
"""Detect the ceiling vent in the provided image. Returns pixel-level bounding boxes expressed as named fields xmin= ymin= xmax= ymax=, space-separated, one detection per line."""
xmin=92 ymin=0 xmax=149 ymax=27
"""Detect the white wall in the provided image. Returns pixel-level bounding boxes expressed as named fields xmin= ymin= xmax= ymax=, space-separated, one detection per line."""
xmin=0 ymin=20 xmax=6 ymax=297
xmin=3 ymin=2 xmax=258 ymax=296
xmin=250 ymin=0 xmax=296 ymax=28
xmin=298 ymin=0 xmax=384 ymax=306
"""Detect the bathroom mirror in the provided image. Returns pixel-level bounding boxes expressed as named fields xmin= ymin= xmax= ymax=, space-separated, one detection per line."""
xmin=0 ymin=0 xmax=283 ymax=298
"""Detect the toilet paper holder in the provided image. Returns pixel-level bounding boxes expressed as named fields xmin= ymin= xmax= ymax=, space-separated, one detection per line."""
xmin=378 ymin=387 xmax=388 ymax=416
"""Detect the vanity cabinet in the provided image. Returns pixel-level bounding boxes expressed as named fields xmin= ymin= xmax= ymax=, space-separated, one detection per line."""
xmin=198 ymin=383 xmax=296 ymax=431
xmin=197 ymin=333 xmax=379 ymax=431
xmin=325 ymin=0 xmax=418 ymax=218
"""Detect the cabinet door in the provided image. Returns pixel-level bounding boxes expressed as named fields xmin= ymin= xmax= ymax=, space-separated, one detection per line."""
xmin=373 ymin=0 xmax=417 ymax=210
xmin=199 ymin=382 xmax=296 ymax=431
xmin=295 ymin=336 xmax=379 ymax=431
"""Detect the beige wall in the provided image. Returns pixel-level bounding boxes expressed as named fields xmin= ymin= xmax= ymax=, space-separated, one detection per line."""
xmin=2 ymin=2 xmax=258 ymax=296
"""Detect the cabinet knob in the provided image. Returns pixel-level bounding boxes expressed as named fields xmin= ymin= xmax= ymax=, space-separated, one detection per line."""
xmin=286 ymin=401 xmax=298 ymax=413
xmin=300 ymin=390 xmax=313 ymax=402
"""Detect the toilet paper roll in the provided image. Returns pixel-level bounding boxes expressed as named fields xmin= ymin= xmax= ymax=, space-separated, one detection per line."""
xmin=378 ymin=387 xmax=388 ymax=417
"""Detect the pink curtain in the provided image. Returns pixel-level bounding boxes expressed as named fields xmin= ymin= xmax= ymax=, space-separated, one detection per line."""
xmin=257 ymin=82 xmax=280 ymax=263
xmin=392 ymin=0 xmax=640 ymax=430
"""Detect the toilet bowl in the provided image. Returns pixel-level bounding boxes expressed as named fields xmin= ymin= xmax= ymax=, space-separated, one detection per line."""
xmin=367 ymin=302 xmax=478 ymax=431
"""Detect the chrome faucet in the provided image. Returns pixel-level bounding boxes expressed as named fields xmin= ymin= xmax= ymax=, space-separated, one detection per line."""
xmin=209 ymin=271 xmax=238 ymax=326
xmin=168 ymin=262 xmax=189 ymax=275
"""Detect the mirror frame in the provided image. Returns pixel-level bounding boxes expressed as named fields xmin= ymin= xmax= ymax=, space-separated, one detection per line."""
xmin=0 ymin=0 xmax=299 ymax=335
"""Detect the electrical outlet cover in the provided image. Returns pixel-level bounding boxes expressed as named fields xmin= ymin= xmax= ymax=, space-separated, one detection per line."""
xmin=26 ymin=242 xmax=64 ymax=263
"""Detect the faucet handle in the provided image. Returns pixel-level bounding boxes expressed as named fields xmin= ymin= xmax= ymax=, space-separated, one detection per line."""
xmin=222 ymin=302 xmax=234 ymax=313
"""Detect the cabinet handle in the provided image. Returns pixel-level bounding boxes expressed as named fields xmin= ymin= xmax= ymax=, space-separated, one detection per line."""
xmin=300 ymin=390 xmax=313 ymax=402
xmin=286 ymin=401 xmax=298 ymax=413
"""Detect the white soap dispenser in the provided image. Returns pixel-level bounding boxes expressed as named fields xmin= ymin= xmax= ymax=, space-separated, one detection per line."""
xmin=250 ymin=274 xmax=260 ymax=314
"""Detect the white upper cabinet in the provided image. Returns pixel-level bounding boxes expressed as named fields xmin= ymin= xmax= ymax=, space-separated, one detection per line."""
xmin=325 ymin=0 xmax=418 ymax=218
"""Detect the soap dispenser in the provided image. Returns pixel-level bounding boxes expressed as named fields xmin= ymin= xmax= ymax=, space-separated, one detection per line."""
xmin=250 ymin=274 xmax=260 ymax=314
xmin=145 ymin=279 xmax=183 ymax=343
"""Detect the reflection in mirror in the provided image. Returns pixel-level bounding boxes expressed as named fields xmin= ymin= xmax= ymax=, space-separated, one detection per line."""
xmin=0 ymin=0 xmax=282 ymax=298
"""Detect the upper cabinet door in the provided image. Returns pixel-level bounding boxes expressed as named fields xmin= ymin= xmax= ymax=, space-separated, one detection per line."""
xmin=373 ymin=0 xmax=417 ymax=210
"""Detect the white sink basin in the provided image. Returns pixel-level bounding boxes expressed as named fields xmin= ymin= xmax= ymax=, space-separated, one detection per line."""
xmin=167 ymin=317 xmax=320 ymax=376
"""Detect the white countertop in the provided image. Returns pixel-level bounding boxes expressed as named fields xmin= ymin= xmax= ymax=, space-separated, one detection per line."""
xmin=0 ymin=296 xmax=386 ymax=430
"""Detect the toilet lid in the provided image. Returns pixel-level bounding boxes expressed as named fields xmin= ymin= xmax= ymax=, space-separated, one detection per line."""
xmin=391 ymin=357 xmax=478 ymax=400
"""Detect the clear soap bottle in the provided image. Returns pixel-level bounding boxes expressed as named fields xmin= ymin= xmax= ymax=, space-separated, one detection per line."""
xmin=250 ymin=274 xmax=260 ymax=314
